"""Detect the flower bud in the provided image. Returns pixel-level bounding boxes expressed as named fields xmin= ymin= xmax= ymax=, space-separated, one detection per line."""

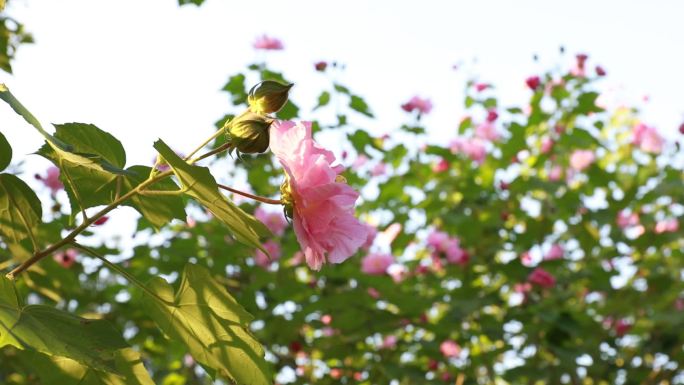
xmin=248 ymin=80 xmax=293 ymax=115
xmin=227 ymin=112 xmax=273 ymax=154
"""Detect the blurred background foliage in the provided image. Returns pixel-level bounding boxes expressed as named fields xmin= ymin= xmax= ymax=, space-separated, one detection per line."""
xmin=1 ymin=1 xmax=684 ymax=385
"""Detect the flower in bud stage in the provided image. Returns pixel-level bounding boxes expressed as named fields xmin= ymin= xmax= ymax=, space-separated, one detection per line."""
xmin=248 ymin=80 xmax=293 ymax=115
xmin=226 ymin=112 xmax=273 ymax=154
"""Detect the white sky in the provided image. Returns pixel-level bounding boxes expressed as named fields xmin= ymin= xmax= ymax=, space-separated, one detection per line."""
xmin=2 ymin=0 xmax=683 ymax=176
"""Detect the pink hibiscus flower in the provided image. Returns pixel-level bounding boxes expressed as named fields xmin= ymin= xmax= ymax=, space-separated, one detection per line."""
xmin=255 ymin=207 xmax=288 ymax=236
xmin=253 ymin=35 xmax=284 ymax=50
xmin=401 ymin=96 xmax=432 ymax=114
xmin=528 ymin=267 xmax=556 ymax=288
xmin=270 ymin=120 xmax=367 ymax=270
xmin=361 ymin=253 xmax=394 ymax=275
xmin=569 ymin=150 xmax=595 ymax=171
xmin=632 ymin=123 xmax=663 ymax=154
xmin=439 ymin=340 xmax=461 ymax=358
xmin=36 ymin=166 xmax=64 ymax=193
xmin=254 ymin=240 xmax=282 ymax=269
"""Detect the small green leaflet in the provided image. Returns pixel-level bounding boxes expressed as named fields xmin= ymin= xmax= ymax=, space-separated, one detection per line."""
xmin=143 ymin=263 xmax=271 ymax=385
xmin=0 ymin=276 xmax=128 ymax=372
xmin=153 ymin=139 xmax=271 ymax=251
xmin=0 ymin=173 xmax=42 ymax=247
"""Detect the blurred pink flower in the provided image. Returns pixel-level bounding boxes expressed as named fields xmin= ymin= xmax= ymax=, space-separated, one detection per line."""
xmin=361 ymin=253 xmax=393 ymax=275
xmin=270 ymin=120 xmax=368 ymax=270
xmin=314 ymin=61 xmax=327 ymax=71
xmin=632 ymin=123 xmax=663 ymax=154
xmin=381 ymin=335 xmax=398 ymax=349
xmin=548 ymin=165 xmax=563 ymax=181
xmin=540 ymin=137 xmax=554 ymax=154
xmin=459 ymin=138 xmax=487 ymax=163
xmin=615 ymin=319 xmax=631 ymax=337
xmin=439 ymin=340 xmax=461 ymax=358
xmin=655 ymin=219 xmax=679 ymax=234
xmin=545 ymin=243 xmax=564 ymax=260
xmin=367 ymin=287 xmax=381 ymax=299
xmin=528 ymin=267 xmax=556 ymax=288
xmin=321 ymin=314 xmax=332 ymax=325
xmin=54 ymin=248 xmax=77 ymax=268
xmin=253 ymin=35 xmax=284 ymax=50
xmin=475 ymin=122 xmax=499 ymax=142
xmin=569 ymin=150 xmax=595 ymax=171
xmin=254 ymin=240 xmax=282 ymax=269
xmin=616 ymin=211 xmax=640 ymax=229
xmin=486 ymin=110 xmax=499 ymax=122
xmin=445 ymin=240 xmax=468 ymax=265
xmin=371 ymin=162 xmax=387 ymax=176
xmin=92 ymin=216 xmax=109 ymax=226
xmin=351 ymin=154 xmax=369 ymax=170
xmin=401 ymin=96 xmax=432 ymax=114
xmin=427 ymin=231 xmax=450 ymax=252
xmin=596 ymin=66 xmax=606 ymax=76
xmin=432 ymin=158 xmax=449 ymax=173
xmin=474 ymin=83 xmax=489 ymax=92
xmin=525 ymin=76 xmax=541 ymax=90
xmin=37 ymin=166 xmax=64 ymax=193
xmin=255 ymin=207 xmax=288 ymax=237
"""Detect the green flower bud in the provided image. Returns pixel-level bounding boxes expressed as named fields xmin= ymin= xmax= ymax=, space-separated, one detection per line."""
xmin=248 ymin=80 xmax=293 ymax=115
xmin=227 ymin=112 xmax=273 ymax=154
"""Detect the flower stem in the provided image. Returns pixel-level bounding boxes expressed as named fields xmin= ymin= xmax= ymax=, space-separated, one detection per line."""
xmin=217 ymin=183 xmax=282 ymax=205
xmin=5 ymin=170 xmax=173 ymax=279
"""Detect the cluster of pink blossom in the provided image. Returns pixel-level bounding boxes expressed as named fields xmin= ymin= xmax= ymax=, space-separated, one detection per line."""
xmin=632 ymin=123 xmax=664 ymax=154
xmin=427 ymin=230 xmax=468 ymax=265
xmin=253 ymin=35 xmax=284 ymax=50
xmin=401 ymin=96 xmax=432 ymax=115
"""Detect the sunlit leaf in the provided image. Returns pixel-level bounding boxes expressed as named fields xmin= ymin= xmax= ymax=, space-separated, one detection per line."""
xmin=0 ymin=276 xmax=128 ymax=371
xmin=154 ymin=139 xmax=270 ymax=251
xmin=121 ymin=165 xmax=186 ymax=229
xmin=143 ymin=263 xmax=271 ymax=384
xmin=25 ymin=348 xmax=154 ymax=385
xmin=0 ymin=173 xmax=41 ymax=246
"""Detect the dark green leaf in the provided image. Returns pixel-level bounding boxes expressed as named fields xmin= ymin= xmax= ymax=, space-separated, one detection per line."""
xmin=314 ymin=91 xmax=330 ymax=110
xmin=0 ymin=131 xmax=10 ymax=171
xmin=349 ymin=95 xmax=373 ymax=117
xmin=144 ymin=263 xmax=271 ymax=384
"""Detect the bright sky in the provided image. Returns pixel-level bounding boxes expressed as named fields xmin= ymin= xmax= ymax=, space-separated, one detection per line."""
xmin=4 ymin=0 xmax=684 ymax=159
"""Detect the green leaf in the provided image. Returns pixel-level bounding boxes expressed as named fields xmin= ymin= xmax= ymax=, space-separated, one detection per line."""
xmin=52 ymin=123 xmax=126 ymax=171
xmin=144 ymin=263 xmax=271 ymax=384
xmin=38 ymin=123 xmax=131 ymax=215
xmin=25 ymin=348 xmax=154 ymax=385
xmin=574 ymin=92 xmax=604 ymax=114
xmin=153 ymin=139 xmax=270 ymax=250
xmin=313 ymin=91 xmax=330 ymax=110
xmin=178 ymin=0 xmax=205 ymax=5
xmin=222 ymin=74 xmax=247 ymax=106
xmin=121 ymin=165 xmax=186 ymax=229
xmin=0 ymin=276 xmax=128 ymax=371
xmin=0 ymin=173 xmax=41 ymax=246
xmin=349 ymin=95 xmax=373 ymax=117
xmin=0 ymin=131 xmax=11 ymax=171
